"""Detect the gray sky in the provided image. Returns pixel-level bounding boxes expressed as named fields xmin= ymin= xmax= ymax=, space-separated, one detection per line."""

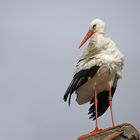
xmin=0 ymin=0 xmax=140 ymax=140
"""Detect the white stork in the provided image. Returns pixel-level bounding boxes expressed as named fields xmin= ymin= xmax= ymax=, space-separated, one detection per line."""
xmin=63 ymin=18 xmax=124 ymax=133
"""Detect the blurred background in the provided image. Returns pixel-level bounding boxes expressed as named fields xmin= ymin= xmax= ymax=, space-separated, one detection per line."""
xmin=0 ymin=0 xmax=140 ymax=140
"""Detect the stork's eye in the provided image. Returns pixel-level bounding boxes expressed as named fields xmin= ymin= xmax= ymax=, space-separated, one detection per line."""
xmin=93 ymin=24 xmax=96 ymax=28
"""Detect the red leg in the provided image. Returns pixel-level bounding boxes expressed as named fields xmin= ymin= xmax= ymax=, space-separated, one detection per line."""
xmin=94 ymin=83 xmax=99 ymax=132
xmin=90 ymin=83 xmax=102 ymax=134
xmin=108 ymin=87 xmax=115 ymax=127
xmin=77 ymin=83 xmax=101 ymax=140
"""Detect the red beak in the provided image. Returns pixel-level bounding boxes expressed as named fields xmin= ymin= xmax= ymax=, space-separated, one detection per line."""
xmin=79 ymin=30 xmax=94 ymax=48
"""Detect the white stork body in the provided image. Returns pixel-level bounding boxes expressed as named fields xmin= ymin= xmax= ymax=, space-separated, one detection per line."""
xmin=64 ymin=18 xmax=124 ymax=120
xmin=75 ymin=34 xmax=124 ymax=104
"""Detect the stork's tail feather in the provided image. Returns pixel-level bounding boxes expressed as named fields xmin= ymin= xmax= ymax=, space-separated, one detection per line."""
xmin=88 ymin=87 xmax=116 ymax=120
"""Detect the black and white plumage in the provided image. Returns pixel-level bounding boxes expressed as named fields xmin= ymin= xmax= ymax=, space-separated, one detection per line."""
xmin=63 ymin=18 xmax=124 ymax=120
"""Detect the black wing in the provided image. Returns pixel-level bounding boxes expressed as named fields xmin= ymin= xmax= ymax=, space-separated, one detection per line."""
xmin=63 ymin=65 xmax=100 ymax=105
xmin=88 ymin=86 xmax=117 ymax=120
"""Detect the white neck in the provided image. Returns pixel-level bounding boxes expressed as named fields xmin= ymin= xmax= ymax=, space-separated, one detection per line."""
xmin=90 ymin=32 xmax=105 ymax=40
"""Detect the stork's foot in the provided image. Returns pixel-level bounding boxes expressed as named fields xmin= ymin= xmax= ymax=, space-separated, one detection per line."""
xmin=91 ymin=127 xmax=102 ymax=134
xmin=78 ymin=128 xmax=102 ymax=140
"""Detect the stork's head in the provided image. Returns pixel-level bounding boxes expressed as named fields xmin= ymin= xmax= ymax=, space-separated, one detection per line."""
xmin=79 ymin=18 xmax=106 ymax=48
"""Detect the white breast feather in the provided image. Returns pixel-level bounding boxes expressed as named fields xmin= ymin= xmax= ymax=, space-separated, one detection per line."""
xmin=75 ymin=35 xmax=124 ymax=79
